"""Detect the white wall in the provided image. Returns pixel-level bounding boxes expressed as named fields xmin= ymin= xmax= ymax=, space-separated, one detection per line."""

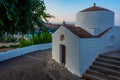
xmin=79 ymin=38 xmax=101 ymax=75
xmin=0 ymin=43 xmax=52 ymax=62
xmin=52 ymin=26 xmax=120 ymax=77
xmin=79 ymin=26 xmax=120 ymax=75
xmin=75 ymin=11 xmax=114 ymax=35
xmin=52 ymin=26 xmax=81 ymax=76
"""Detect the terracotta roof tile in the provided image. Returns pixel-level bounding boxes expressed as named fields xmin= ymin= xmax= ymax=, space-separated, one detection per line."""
xmin=80 ymin=6 xmax=111 ymax=12
xmin=65 ymin=25 xmax=93 ymax=38
xmin=64 ymin=25 xmax=112 ymax=38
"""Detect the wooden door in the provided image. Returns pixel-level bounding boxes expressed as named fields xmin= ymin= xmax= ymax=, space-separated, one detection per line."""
xmin=61 ymin=45 xmax=66 ymax=64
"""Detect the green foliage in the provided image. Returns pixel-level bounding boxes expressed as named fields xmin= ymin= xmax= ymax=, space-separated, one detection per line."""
xmin=30 ymin=35 xmax=41 ymax=44
xmin=19 ymin=31 xmax=52 ymax=47
xmin=19 ymin=38 xmax=34 ymax=47
xmin=0 ymin=36 xmax=17 ymax=43
xmin=0 ymin=0 xmax=53 ymax=37
xmin=0 ymin=45 xmax=8 ymax=49
xmin=30 ymin=31 xmax=52 ymax=44
xmin=3 ymin=36 xmax=17 ymax=43
xmin=40 ymin=31 xmax=52 ymax=43
xmin=9 ymin=44 xmax=19 ymax=48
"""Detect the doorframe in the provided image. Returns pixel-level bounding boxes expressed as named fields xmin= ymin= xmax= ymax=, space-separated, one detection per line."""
xmin=60 ymin=44 xmax=66 ymax=65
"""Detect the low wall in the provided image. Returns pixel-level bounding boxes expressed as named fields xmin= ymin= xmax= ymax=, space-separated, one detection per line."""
xmin=0 ymin=43 xmax=52 ymax=62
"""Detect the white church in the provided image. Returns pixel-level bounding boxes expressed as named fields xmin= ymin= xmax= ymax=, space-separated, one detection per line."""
xmin=52 ymin=4 xmax=120 ymax=77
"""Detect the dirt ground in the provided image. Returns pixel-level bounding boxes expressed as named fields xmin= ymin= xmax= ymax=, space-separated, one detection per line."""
xmin=0 ymin=48 xmax=15 ymax=52
xmin=0 ymin=49 xmax=83 ymax=80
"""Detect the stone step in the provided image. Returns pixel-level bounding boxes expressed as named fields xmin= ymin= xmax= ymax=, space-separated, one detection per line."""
xmin=83 ymin=52 xmax=120 ymax=80
xmin=96 ymin=58 xmax=120 ymax=66
xmin=83 ymin=73 xmax=107 ymax=80
xmin=86 ymin=69 xmax=108 ymax=79
xmin=90 ymin=65 xmax=120 ymax=77
xmin=108 ymin=75 xmax=120 ymax=80
xmin=93 ymin=61 xmax=120 ymax=71
xmin=99 ymin=54 xmax=120 ymax=61
xmin=87 ymin=69 xmax=120 ymax=80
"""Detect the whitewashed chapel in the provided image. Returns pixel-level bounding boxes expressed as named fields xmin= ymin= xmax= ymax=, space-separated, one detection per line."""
xmin=52 ymin=4 xmax=120 ymax=76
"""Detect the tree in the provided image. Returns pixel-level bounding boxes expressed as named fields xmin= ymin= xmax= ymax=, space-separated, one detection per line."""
xmin=0 ymin=0 xmax=53 ymax=37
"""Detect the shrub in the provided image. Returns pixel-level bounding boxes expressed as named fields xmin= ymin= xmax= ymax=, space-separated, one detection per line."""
xmin=1 ymin=36 xmax=17 ymax=43
xmin=30 ymin=35 xmax=41 ymax=44
xmin=19 ymin=31 xmax=52 ymax=47
xmin=0 ymin=37 xmax=4 ymax=42
xmin=40 ymin=31 xmax=52 ymax=44
xmin=0 ymin=45 xmax=9 ymax=49
xmin=9 ymin=44 xmax=19 ymax=48
xmin=29 ymin=31 xmax=52 ymax=44
xmin=19 ymin=38 xmax=34 ymax=47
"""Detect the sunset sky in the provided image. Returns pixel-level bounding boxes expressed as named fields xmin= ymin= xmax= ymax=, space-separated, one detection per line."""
xmin=44 ymin=0 xmax=120 ymax=26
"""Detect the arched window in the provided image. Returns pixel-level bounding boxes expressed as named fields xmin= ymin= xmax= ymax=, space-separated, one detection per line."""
xmin=60 ymin=34 xmax=65 ymax=41
xmin=107 ymin=35 xmax=115 ymax=47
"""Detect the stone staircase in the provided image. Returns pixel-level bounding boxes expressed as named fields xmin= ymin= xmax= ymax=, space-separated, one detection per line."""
xmin=83 ymin=52 xmax=120 ymax=80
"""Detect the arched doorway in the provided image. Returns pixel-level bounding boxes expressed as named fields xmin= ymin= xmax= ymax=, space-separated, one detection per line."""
xmin=60 ymin=45 xmax=66 ymax=64
xmin=107 ymin=35 xmax=115 ymax=47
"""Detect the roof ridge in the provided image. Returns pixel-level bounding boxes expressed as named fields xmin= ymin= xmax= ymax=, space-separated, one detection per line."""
xmin=64 ymin=25 xmax=112 ymax=38
xmin=80 ymin=6 xmax=111 ymax=12
xmin=94 ymin=27 xmax=112 ymax=38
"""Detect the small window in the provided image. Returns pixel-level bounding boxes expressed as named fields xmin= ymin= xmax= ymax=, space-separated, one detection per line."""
xmin=107 ymin=35 xmax=115 ymax=47
xmin=60 ymin=34 xmax=65 ymax=41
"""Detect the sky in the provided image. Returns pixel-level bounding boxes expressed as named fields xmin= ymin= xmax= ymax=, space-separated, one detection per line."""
xmin=44 ymin=0 xmax=120 ymax=26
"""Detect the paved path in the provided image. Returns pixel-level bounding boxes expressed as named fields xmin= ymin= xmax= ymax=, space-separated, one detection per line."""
xmin=0 ymin=49 xmax=82 ymax=80
xmin=0 ymin=42 xmax=19 ymax=47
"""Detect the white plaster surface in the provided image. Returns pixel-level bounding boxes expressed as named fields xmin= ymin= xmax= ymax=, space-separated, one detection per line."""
xmin=52 ymin=26 xmax=120 ymax=76
xmin=75 ymin=11 xmax=114 ymax=35
xmin=52 ymin=26 xmax=81 ymax=76
xmin=0 ymin=43 xmax=52 ymax=62
xmin=79 ymin=26 xmax=120 ymax=75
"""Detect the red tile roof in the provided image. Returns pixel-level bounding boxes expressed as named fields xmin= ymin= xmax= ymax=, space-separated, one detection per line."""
xmin=64 ymin=25 xmax=112 ymax=38
xmin=80 ymin=5 xmax=111 ymax=12
xmin=65 ymin=26 xmax=93 ymax=38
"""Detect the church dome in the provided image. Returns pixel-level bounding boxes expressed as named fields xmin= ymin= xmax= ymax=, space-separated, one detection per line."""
xmin=81 ymin=3 xmax=111 ymax=12
xmin=75 ymin=3 xmax=114 ymax=36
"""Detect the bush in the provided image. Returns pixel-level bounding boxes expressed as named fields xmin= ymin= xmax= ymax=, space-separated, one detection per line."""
xmin=0 ymin=37 xmax=4 ymax=42
xmin=0 ymin=45 xmax=9 ymax=49
xmin=30 ymin=35 xmax=41 ymax=44
xmin=19 ymin=31 xmax=52 ymax=47
xmin=40 ymin=31 xmax=52 ymax=44
xmin=9 ymin=44 xmax=19 ymax=48
xmin=19 ymin=38 xmax=34 ymax=47
xmin=0 ymin=36 xmax=17 ymax=43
